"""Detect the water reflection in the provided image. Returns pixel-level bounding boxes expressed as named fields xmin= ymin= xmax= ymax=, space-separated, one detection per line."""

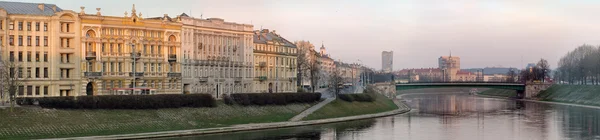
xmin=159 ymin=93 xmax=600 ymax=140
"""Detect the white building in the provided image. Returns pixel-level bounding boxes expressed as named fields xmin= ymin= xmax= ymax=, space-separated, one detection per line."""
xmin=179 ymin=14 xmax=254 ymax=98
xmin=382 ymin=51 xmax=393 ymax=73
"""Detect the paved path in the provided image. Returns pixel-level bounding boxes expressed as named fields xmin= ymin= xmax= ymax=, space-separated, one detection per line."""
xmin=289 ymin=98 xmax=336 ymax=121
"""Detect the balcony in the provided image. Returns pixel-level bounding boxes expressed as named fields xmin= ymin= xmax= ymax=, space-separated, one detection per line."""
xmin=167 ymin=72 xmax=182 ymax=78
xmin=168 ymin=54 xmax=177 ymax=62
xmin=84 ymin=72 xmax=102 ymax=78
xmin=259 ymin=62 xmax=267 ymax=68
xmin=129 ymin=72 xmax=144 ymax=77
xmin=85 ymin=51 xmax=96 ymax=60
xmin=234 ymin=77 xmax=242 ymax=83
xmin=258 ymin=76 xmax=267 ymax=82
xmin=131 ymin=52 xmax=141 ymax=60
xmin=198 ymin=77 xmax=209 ymax=82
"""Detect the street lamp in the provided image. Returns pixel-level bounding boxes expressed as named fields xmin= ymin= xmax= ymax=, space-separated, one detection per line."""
xmin=130 ymin=43 xmax=136 ymax=94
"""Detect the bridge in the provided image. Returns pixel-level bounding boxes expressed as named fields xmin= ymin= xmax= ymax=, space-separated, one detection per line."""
xmin=395 ymin=82 xmax=552 ymax=99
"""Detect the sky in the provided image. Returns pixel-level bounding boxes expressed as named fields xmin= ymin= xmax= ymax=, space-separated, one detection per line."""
xmin=12 ymin=0 xmax=600 ymax=70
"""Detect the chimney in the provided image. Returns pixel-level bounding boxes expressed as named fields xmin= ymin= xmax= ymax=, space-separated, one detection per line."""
xmin=38 ymin=4 xmax=44 ymax=11
xmin=52 ymin=5 xmax=57 ymax=12
xmin=80 ymin=6 xmax=85 ymax=15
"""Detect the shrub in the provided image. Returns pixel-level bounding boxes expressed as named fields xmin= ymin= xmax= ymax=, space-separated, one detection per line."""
xmin=228 ymin=92 xmax=321 ymax=106
xmin=339 ymin=93 xmax=374 ymax=102
xmin=15 ymin=97 xmax=42 ymax=105
xmin=37 ymin=94 xmax=216 ymax=109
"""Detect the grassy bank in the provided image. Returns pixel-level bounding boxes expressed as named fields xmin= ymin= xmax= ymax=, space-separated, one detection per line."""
xmin=0 ymin=102 xmax=314 ymax=139
xmin=478 ymin=88 xmax=517 ymax=97
xmin=302 ymin=93 xmax=398 ymax=121
xmin=536 ymin=85 xmax=600 ymax=106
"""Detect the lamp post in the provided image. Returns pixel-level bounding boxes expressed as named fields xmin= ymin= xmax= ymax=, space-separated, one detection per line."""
xmin=130 ymin=43 xmax=136 ymax=94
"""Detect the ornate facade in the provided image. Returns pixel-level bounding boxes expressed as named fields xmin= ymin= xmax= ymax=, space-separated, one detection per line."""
xmin=179 ymin=14 xmax=254 ymax=98
xmin=78 ymin=5 xmax=182 ymax=95
xmin=253 ymin=29 xmax=297 ymax=93
xmin=0 ymin=2 xmax=82 ymax=97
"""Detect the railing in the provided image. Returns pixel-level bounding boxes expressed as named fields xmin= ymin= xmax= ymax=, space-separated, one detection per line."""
xmin=86 ymin=51 xmax=96 ymax=60
xmin=259 ymin=62 xmax=267 ymax=68
xmin=129 ymin=72 xmax=144 ymax=77
xmin=130 ymin=52 xmax=141 ymax=60
xmin=258 ymin=76 xmax=267 ymax=81
xmin=167 ymin=72 xmax=182 ymax=78
xmin=168 ymin=54 xmax=177 ymax=62
xmin=198 ymin=77 xmax=209 ymax=82
xmin=84 ymin=72 xmax=102 ymax=78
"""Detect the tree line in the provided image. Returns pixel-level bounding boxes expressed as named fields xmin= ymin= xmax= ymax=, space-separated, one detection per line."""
xmin=554 ymin=44 xmax=600 ymax=85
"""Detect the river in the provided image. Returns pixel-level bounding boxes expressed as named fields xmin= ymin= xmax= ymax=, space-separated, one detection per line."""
xmin=159 ymin=93 xmax=600 ymax=140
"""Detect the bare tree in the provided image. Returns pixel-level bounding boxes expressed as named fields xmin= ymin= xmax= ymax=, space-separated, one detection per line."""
xmin=328 ymin=68 xmax=345 ymax=98
xmin=0 ymin=60 xmax=22 ymax=112
xmin=295 ymin=41 xmax=321 ymax=93
xmin=536 ymin=58 xmax=550 ymax=82
xmin=506 ymin=69 xmax=517 ymax=82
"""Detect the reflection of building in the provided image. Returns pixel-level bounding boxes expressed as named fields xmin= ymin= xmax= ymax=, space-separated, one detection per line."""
xmin=2 ymin=2 xmax=81 ymax=96
xmin=253 ymin=29 xmax=297 ymax=93
xmin=80 ymin=5 xmax=182 ymax=95
xmin=382 ymin=51 xmax=393 ymax=73
xmin=179 ymin=14 xmax=254 ymax=97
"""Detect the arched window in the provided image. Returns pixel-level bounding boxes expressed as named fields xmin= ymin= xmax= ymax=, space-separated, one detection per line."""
xmin=86 ymin=30 xmax=96 ymax=38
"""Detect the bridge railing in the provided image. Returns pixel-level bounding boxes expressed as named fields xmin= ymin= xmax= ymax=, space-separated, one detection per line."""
xmin=397 ymin=81 xmax=524 ymax=84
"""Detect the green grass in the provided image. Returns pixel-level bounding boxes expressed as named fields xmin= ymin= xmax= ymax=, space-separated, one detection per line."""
xmin=478 ymin=89 xmax=517 ymax=97
xmin=536 ymin=85 xmax=600 ymax=106
xmin=0 ymin=102 xmax=314 ymax=139
xmin=302 ymin=93 xmax=398 ymax=121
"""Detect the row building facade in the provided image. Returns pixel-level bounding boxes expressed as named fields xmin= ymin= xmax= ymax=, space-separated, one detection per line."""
xmin=253 ymin=29 xmax=297 ymax=93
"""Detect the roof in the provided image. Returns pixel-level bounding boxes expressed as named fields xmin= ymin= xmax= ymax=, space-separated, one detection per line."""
xmin=456 ymin=71 xmax=474 ymax=75
xmin=399 ymin=68 xmax=442 ymax=73
xmin=253 ymin=29 xmax=296 ymax=48
xmin=0 ymin=1 xmax=62 ymax=16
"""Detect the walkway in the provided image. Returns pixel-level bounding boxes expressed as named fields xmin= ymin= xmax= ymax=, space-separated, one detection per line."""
xmin=289 ymin=98 xmax=336 ymax=121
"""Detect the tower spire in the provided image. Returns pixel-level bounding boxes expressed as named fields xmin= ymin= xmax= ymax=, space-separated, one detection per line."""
xmin=131 ymin=4 xmax=137 ymax=17
xmin=449 ymin=50 xmax=452 ymax=57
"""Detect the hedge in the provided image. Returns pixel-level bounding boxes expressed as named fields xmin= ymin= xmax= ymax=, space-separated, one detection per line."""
xmin=35 ymin=94 xmax=216 ymax=109
xmin=339 ymin=93 xmax=374 ymax=102
xmin=224 ymin=93 xmax=321 ymax=106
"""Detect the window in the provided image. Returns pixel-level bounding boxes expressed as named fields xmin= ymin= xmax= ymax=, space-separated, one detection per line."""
xmin=44 ymin=86 xmax=48 ymax=95
xmin=158 ymin=46 xmax=162 ymax=54
xmin=151 ymin=63 xmax=155 ymax=72
xmin=44 ymin=23 xmax=47 ymax=31
xmin=18 ymin=35 xmax=22 ymax=46
xmin=158 ymin=64 xmax=162 ymax=72
xmin=27 ymin=36 xmax=31 ymax=46
xmin=35 ymin=86 xmax=40 ymax=95
xmin=66 ymin=38 xmax=70 ymax=47
xmin=43 ymin=52 xmax=48 ymax=62
xmin=0 ymin=20 xmax=2 ymax=30
xmin=35 ymin=22 xmax=40 ymax=31
xmin=35 ymin=67 xmax=39 ymax=78
xmin=118 ymin=63 xmax=122 ymax=72
xmin=27 ymin=22 xmax=31 ymax=31
xmin=18 ymin=67 xmax=23 ymax=78
xmin=66 ymin=23 xmax=70 ymax=32
xmin=143 ymin=63 xmax=148 ymax=72
xmin=44 ymin=36 xmax=48 ymax=46
xmin=27 ymin=67 xmax=31 ymax=78
xmin=18 ymin=22 xmax=22 ymax=31
xmin=35 ymin=36 xmax=39 ymax=46
xmin=9 ymin=68 xmax=14 ymax=78
xmin=44 ymin=67 xmax=48 ymax=78
xmin=110 ymin=43 xmax=114 ymax=53
xmin=9 ymin=51 xmax=14 ymax=62
xmin=35 ymin=52 xmax=39 ymax=62
xmin=118 ymin=44 xmax=122 ymax=53
xmin=9 ymin=21 xmax=13 ymax=30
xmin=101 ymin=43 xmax=105 ymax=52
xmin=151 ymin=45 xmax=154 ymax=54
xmin=27 ymin=51 xmax=31 ymax=62
xmin=9 ymin=35 xmax=13 ymax=45
xmin=66 ymin=69 xmax=70 ymax=78
xmin=110 ymin=62 xmax=114 ymax=72
xmin=102 ymin=62 xmax=106 ymax=72
xmin=18 ymin=51 xmax=22 ymax=62
xmin=18 ymin=86 xmax=24 ymax=95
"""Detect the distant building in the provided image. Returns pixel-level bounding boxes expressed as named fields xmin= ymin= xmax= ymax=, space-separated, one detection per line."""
xmin=438 ymin=55 xmax=460 ymax=81
xmin=382 ymin=51 xmax=393 ymax=73
xmin=253 ymin=29 xmax=298 ymax=93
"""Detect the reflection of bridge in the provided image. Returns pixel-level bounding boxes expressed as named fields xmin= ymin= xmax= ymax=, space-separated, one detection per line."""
xmin=396 ymin=82 xmax=533 ymax=98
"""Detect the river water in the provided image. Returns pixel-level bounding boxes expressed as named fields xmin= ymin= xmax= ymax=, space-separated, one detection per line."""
xmin=161 ymin=93 xmax=600 ymax=140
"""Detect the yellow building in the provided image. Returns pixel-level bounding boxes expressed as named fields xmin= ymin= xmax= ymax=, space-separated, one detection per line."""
xmin=78 ymin=5 xmax=182 ymax=95
xmin=253 ymin=29 xmax=297 ymax=93
xmin=0 ymin=1 xmax=82 ymax=97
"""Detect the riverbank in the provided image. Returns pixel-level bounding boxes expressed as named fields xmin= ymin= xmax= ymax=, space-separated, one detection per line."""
xmin=41 ymin=94 xmax=410 ymax=140
xmin=477 ymin=85 xmax=600 ymax=109
xmin=0 ymin=102 xmax=314 ymax=139
xmin=302 ymin=93 xmax=398 ymax=121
